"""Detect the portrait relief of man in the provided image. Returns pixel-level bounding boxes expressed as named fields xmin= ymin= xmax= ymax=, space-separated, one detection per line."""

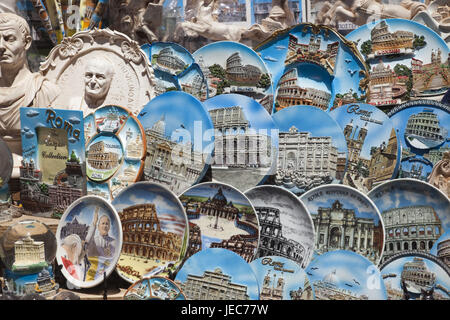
xmin=85 ymin=208 xmax=116 ymax=259
xmin=60 ymin=233 xmax=87 ymax=281
xmin=0 ymin=12 xmax=59 ymax=177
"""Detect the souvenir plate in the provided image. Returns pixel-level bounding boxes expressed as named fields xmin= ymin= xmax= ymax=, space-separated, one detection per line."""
xmin=193 ymin=41 xmax=275 ymax=114
xmin=56 ymin=195 xmax=123 ymax=288
xmin=203 ymin=94 xmax=279 ymax=191
xmin=124 ymin=277 xmax=186 ymax=300
xmin=254 ymin=23 xmax=369 ymax=112
xmin=388 ymin=100 xmax=450 ymax=196
xmin=174 ymin=248 xmax=260 ymax=300
xmin=300 ymin=184 xmax=385 ymax=265
xmin=380 ymin=254 xmax=450 ymax=300
xmin=368 ymin=179 xmax=450 ymax=265
xmin=244 ymin=185 xmax=314 ymax=268
xmin=0 ymin=137 xmax=13 ymax=189
xmin=346 ymin=19 xmax=450 ymax=111
xmin=249 ymin=255 xmax=312 ymax=300
xmin=19 ymin=107 xmax=86 ymax=218
xmin=305 ymin=250 xmax=387 ymax=300
xmin=84 ymin=105 xmax=146 ymax=200
xmin=179 ymin=182 xmax=260 ymax=262
xmin=137 ymin=91 xmax=214 ymax=195
xmin=111 ymin=182 xmax=189 ymax=283
xmin=271 ymin=105 xmax=348 ymax=194
xmin=329 ymin=103 xmax=401 ymax=193
xmin=178 ymin=63 xmax=209 ymax=101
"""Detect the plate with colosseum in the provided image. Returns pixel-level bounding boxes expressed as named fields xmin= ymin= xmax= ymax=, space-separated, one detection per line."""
xmin=387 ymin=100 xmax=450 ymax=197
xmin=84 ymin=105 xmax=146 ymax=201
xmin=254 ymin=23 xmax=369 ymax=113
xmin=193 ymin=41 xmax=275 ymax=114
xmin=141 ymin=42 xmax=209 ymax=101
xmin=346 ymin=19 xmax=450 ymax=112
xmin=368 ymin=178 xmax=450 ymax=266
xmin=111 ymin=182 xmax=189 ymax=284
xmin=300 ymin=184 xmax=385 ymax=265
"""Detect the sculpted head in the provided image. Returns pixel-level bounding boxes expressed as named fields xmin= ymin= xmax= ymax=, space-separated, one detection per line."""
xmin=83 ymin=57 xmax=114 ymax=106
xmin=0 ymin=13 xmax=32 ymax=69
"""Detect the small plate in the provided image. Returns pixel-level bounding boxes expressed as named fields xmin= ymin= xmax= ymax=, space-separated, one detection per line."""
xmin=368 ymin=178 xmax=450 ymax=265
xmin=174 ymin=248 xmax=260 ymax=300
xmin=111 ymin=182 xmax=189 ymax=283
xmin=56 ymin=195 xmax=123 ymax=288
xmin=306 ymin=250 xmax=387 ymax=300
xmin=271 ymin=105 xmax=349 ymax=195
xmin=179 ymin=182 xmax=260 ymax=262
xmin=244 ymin=185 xmax=315 ymax=268
xmin=0 ymin=137 xmax=13 ymax=189
xmin=300 ymin=184 xmax=385 ymax=265
xmin=124 ymin=277 xmax=186 ymax=300
xmin=329 ymin=103 xmax=401 ymax=193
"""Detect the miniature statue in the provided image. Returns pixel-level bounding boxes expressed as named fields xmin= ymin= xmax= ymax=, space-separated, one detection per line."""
xmin=0 ymin=13 xmax=59 ymax=178
xmin=428 ymin=151 xmax=450 ymax=198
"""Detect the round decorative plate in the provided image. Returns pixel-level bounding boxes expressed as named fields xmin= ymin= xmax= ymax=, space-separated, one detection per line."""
xmin=179 ymin=182 xmax=260 ymax=262
xmin=244 ymin=185 xmax=315 ymax=268
xmin=329 ymin=103 xmax=401 ymax=193
xmin=137 ymin=91 xmax=214 ymax=195
xmin=56 ymin=195 xmax=123 ymax=288
xmin=271 ymin=105 xmax=348 ymax=195
xmin=124 ymin=276 xmax=186 ymax=300
xmin=300 ymin=184 xmax=385 ymax=265
xmin=84 ymin=105 xmax=146 ymax=201
xmin=0 ymin=137 xmax=13 ymax=189
xmin=111 ymin=182 xmax=189 ymax=283
xmin=367 ymin=178 xmax=450 ymax=265
xmin=174 ymin=248 xmax=260 ymax=300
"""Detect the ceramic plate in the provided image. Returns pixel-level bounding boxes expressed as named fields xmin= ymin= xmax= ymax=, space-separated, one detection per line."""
xmin=380 ymin=254 xmax=450 ymax=300
xmin=203 ymin=93 xmax=279 ymax=192
xmin=179 ymin=182 xmax=259 ymax=262
xmin=124 ymin=276 xmax=186 ymax=300
xmin=300 ymin=184 xmax=385 ymax=265
xmin=137 ymin=91 xmax=214 ymax=195
xmin=368 ymin=178 xmax=450 ymax=265
xmin=0 ymin=137 xmax=13 ymax=189
xmin=254 ymin=23 xmax=369 ymax=112
xmin=271 ymin=105 xmax=348 ymax=194
xmin=346 ymin=19 xmax=450 ymax=111
xmin=244 ymin=185 xmax=314 ymax=268
xmin=174 ymin=248 xmax=260 ymax=300
xmin=388 ymin=100 xmax=450 ymax=197
xmin=193 ymin=41 xmax=275 ymax=114
xmin=178 ymin=63 xmax=209 ymax=101
xmin=56 ymin=195 xmax=123 ymax=288
xmin=111 ymin=182 xmax=189 ymax=283
xmin=84 ymin=105 xmax=146 ymax=201
xmin=249 ymin=255 xmax=313 ymax=300
xmin=329 ymin=103 xmax=401 ymax=193
xmin=305 ymin=250 xmax=387 ymax=300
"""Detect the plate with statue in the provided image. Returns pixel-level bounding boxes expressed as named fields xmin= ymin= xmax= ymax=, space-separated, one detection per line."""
xmin=203 ymin=93 xmax=279 ymax=191
xmin=174 ymin=248 xmax=260 ymax=300
xmin=271 ymin=105 xmax=348 ymax=194
xmin=346 ymin=19 xmax=450 ymax=112
xmin=329 ymin=103 xmax=401 ymax=193
xmin=299 ymin=184 xmax=385 ymax=265
xmin=387 ymin=100 xmax=450 ymax=197
xmin=193 ymin=41 xmax=275 ymax=114
xmin=56 ymin=195 xmax=123 ymax=289
xmin=249 ymin=255 xmax=314 ymax=300
xmin=244 ymin=185 xmax=315 ymax=269
xmin=0 ymin=137 xmax=13 ymax=189
xmin=179 ymin=182 xmax=260 ymax=263
xmin=84 ymin=105 xmax=146 ymax=201
xmin=367 ymin=178 xmax=450 ymax=266
xmin=111 ymin=182 xmax=189 ymax=283
xmin=306 ymin=250 xmax=388 ymax=300
xmin=254 ymin=23 xmax=369 ymax=113
xmin=123 ymin=276 xmax=186 ymax=300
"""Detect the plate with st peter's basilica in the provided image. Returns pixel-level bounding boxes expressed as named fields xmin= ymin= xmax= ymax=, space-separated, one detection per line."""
xmin=112 ymin=182 xmax=189 ymax=284
xmin=244 ymin=185 xmax=315 ymax=269
xmin=300 ymin=184 xmax=385 ymax=265
xmin=368 ymin=179 xmax=450 ymax=266
xmin=179 ymin=182 xmax=260 ymax=263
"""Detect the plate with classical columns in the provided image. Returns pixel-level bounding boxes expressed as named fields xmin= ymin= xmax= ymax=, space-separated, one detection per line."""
xmin=367 ymin=178 xmax=450 ymax=266
xmin=300 ymin=184 xmax=385 ymax=265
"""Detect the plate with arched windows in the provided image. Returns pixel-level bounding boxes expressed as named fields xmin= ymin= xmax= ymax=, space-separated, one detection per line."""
xmin=368 ymin=178 xmax=450 ymax=265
